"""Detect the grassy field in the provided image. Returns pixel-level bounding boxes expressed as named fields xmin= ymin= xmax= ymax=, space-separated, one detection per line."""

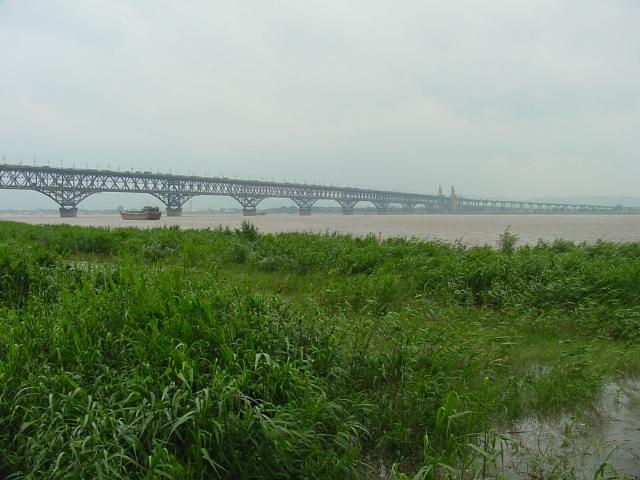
xmin=0 ymin=221 xmax=638 ymax=479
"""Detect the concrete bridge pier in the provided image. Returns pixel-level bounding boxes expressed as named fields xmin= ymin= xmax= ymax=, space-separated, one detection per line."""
xmin=292 ymin=198 xmax=316 ymax=216
xmin=232 ymin=195 xmax=265 ymax=217
xmin=338 ymin=199 xmax=358 ymax=215
xmin=59 ymin=207 xmax=78 ymax=218
xmin=401 ymin=203 xmax=415 ymax=213
xmin=166 ymin=207 xmax=183 ymax=217
xmin=154 ymin=190 xmax=190 ymax=218
xmin=373 ymin=201 xmax=389 ymax=215
xmin=242 ymin=207 xmax=257 ymax=216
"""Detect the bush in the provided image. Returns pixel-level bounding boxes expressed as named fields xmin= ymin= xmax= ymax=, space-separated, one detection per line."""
xmin=237 ymin=220 xmax=258 ymax=241
xmin=497 ymin=226 xmax=518 ymax=253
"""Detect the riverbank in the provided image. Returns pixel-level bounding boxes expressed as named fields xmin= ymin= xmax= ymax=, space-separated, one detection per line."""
xmin=0 ymin=221 xmax=638 ymax=478
xmin=2 ymin=212 xmax=640 ymax=245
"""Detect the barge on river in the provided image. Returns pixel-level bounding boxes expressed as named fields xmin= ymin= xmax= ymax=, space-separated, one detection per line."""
xmin=120 ymin=206 xmax=162 ymax=220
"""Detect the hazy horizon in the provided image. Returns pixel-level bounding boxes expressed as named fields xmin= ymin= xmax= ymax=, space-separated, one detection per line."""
xmin=1 ymin=1 xmax=638 ymax=210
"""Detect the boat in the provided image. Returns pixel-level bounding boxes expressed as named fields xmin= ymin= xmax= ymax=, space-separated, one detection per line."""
xmin=120 ymin=206 xmax=162 ymax=220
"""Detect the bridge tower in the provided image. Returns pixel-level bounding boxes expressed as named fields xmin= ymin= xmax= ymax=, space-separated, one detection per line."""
xmin=450 ymin=186 xmax=459 ymax=212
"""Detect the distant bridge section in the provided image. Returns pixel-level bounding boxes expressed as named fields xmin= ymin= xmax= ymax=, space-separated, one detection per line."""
xmin=0 ymin=164 xmax=637 ymax=217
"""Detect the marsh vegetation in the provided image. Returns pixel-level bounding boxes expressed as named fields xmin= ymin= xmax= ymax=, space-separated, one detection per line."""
xmin=0 ymin=221 xmax=638 ymax=478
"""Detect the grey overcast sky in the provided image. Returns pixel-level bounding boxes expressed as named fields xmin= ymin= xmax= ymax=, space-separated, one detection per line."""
xmin=0 ymin=0 xmax=639 ymax=209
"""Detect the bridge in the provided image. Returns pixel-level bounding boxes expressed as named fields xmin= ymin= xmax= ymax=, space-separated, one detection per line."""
xmin=0 ymin=164 xmax=637 ymax=217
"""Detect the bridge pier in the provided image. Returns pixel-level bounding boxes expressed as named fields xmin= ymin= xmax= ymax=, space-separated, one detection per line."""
xmin=242 ymin=207 xmax=257 ymax=216
xmin=338 ymin=199 xmax=358 ymax=215
xmin=154 ymin=187 xmax=191 ymax=218
xmin=232 ymin=195 xmax=264 ymax=217
xmin=401 ymin=203 xmax=415 ymax=213
xmin=166 ymin=207 xmax=183 ymax=217
xmin=59 ymin=207 xmax=78 ymax=218
xmin=372 ymin=201 xmax=389 ymax=215
xmin=292 ymin=198 xmax=316 ymax=216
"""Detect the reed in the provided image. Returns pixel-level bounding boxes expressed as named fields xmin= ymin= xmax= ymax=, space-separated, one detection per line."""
xmin=0 ymin=222 xmax=638 ymax=478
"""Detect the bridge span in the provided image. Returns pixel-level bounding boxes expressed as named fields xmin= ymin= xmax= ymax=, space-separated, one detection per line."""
xmin=0 ymin=164 xmax=636 ymax=217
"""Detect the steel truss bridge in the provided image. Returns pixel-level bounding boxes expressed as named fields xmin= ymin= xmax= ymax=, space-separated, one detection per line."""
xmin=0 ymin=164 xmax=636 ymax=217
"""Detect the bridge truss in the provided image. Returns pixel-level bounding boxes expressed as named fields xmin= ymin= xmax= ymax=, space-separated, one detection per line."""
xmin=0 ymin=164 xmax=636 ymax=217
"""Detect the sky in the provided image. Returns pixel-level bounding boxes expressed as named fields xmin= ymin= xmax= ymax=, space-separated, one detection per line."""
xmin=0 ymin=0 xmax=638 ymax=209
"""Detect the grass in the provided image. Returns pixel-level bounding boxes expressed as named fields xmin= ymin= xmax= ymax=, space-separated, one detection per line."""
xmin=0 ymin=221 xmax=638 ymax=478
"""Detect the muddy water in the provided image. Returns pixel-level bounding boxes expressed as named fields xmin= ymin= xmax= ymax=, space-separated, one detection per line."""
xmin=2 ymin=213 xmax=640 ymax=245
xmin=499 ymin=379 xmax=640 ymax=478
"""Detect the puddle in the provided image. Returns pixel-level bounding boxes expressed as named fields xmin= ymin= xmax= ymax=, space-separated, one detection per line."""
xmin=497 ymin=379 xmax=640 ymax=479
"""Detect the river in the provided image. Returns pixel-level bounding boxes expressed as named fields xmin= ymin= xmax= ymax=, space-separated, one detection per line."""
xmin=2 ymin=213 xmax=640 ymax=246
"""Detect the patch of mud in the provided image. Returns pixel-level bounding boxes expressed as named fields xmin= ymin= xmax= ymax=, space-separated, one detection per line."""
xmin=497 ymin=379 xmax=640 ymax=479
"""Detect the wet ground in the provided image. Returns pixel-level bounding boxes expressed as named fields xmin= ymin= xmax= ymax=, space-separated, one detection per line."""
xmin=498 ymin=379 xmax=640 ymax=478
xmin=371 ymin=380 xmax=640 ymax=479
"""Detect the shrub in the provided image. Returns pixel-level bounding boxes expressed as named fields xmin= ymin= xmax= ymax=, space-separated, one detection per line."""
xmin=497 ymin=227 xmax=518 ymax=253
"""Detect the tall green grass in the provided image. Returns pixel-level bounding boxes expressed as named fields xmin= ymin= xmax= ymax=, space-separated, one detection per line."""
xmin=0 ymin=221 xmax=638 ymax=478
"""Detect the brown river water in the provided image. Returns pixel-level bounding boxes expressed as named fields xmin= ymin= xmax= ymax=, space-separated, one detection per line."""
xmin=2 ymin=213 xmax=640 ymax=245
